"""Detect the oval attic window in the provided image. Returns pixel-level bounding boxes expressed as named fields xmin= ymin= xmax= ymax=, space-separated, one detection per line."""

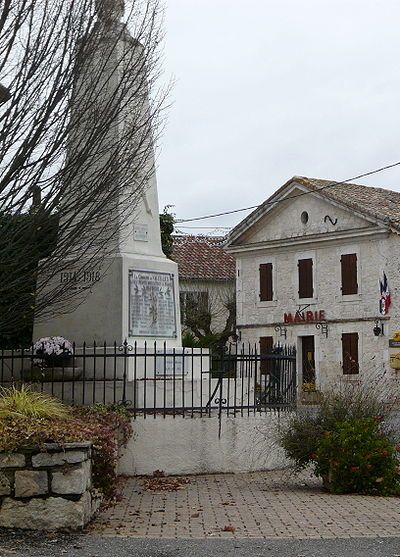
xmin=301 ymin=211 xmax=309 ymax=224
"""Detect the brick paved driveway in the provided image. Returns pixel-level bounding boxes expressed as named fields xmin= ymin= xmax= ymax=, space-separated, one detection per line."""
xmin=92 ymin=470 xmax=400 ymax=539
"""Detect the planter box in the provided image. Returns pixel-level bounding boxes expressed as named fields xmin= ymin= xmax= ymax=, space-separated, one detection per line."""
xmin=0 ymin=442 xmax=101 ymax=530
xmin=22 ymin=367 xmax=83 ymax=382
xmin=300 ymin=391 xmax=323 ymax=405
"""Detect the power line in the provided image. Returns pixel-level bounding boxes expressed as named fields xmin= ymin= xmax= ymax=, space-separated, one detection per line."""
xmin=175 ymin=160 xmax=400 ymax=223
xmin=177 ymin=225 xmax=232 ymax=230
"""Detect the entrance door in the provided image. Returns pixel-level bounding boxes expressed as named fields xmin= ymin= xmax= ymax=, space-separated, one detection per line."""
xmin=301 ymin=336 xmax=315 ymax=384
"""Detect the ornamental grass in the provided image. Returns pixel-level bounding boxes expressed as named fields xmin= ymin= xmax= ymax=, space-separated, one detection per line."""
xmin=0 ymin=384 xmax=70 ymax=420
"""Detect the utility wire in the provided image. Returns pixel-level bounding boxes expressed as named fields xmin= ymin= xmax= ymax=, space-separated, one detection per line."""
xmin=176 ymin=160 xmax=400 ymax=223
xmin=177 ymin=225 xmax=232 ymax=230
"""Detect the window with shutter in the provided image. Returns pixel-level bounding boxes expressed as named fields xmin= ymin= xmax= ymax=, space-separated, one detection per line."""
xmin=341 ymin=253 xmax=358 ymax=295
xmin=259 ymin=263 xmax=273 ymax=301
xmin=260 ymin=336 xmax=273 ymax=375
xmin=298 ymin=258 xmax=313 ymax=298
xmin=342 ymin=332 xmax=359 ymax=374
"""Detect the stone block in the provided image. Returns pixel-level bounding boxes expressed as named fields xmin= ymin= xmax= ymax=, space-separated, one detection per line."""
xmin=0 ymin=494 xmax=91 ymax=530
xmin=90 ymin=488 xmax=103 ymax=518
xmin=32 ymin=450 xmax=87 ymax=468
xmin=15 ymin=470 xmax=48 ymax=498
xmin=51 ymin=461 xmax=91 ymax=495
xmin=0 ymin=472 xmax=11 ymax=496
xmin=0 ymin=454 xmax=25 ymax=469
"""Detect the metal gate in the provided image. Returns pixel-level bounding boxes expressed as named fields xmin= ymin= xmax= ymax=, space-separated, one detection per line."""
xmin=256 ymin=344 xmax=297 ymax=410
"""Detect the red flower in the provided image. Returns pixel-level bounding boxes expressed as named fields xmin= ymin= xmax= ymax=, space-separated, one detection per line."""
xmin=350 ymin=466 xmax=360 ymax=472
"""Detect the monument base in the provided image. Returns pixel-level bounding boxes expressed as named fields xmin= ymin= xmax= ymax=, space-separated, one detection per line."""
xmin=33 ymin=253 xmax=182 ymax=348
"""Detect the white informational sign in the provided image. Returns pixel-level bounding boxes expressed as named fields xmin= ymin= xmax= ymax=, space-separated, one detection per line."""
xmin=155 ymin=350 xmax=186 ymax=376
xmin=129 ymin=270 xmax=177 ymax=338
xmin=133 ymin=223 xmax=149 ymax=242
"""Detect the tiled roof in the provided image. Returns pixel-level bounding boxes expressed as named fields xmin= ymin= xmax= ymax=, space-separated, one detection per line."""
xmin=228 ymin=175 xmax=400 ymax=242
xmin=295 ymin=176 xmax=400 ymax=229
xmin=171 ymin=235 xmax=236 ymax=281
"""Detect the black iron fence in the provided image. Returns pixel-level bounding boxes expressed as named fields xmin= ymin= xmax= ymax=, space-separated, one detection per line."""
xmin=0 ymin=342 xmax=297 ymax=417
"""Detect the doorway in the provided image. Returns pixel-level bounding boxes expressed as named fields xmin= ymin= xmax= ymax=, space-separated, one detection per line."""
xmin=301 ymin=336 xmax=315 ymax=384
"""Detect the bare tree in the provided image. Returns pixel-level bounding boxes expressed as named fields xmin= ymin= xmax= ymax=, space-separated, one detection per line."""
xmin=181 ymin=283 xmax=237 ymax=349
xmin=0 ymin=0 xmax=168 ymax=344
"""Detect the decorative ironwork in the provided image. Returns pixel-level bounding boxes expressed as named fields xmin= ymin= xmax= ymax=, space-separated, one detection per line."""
xmin=274 ymin=325 xmax=287 ymax=339
xmin=0 ymin=341 xmax=297 ymax=421
xmin=324 ymin=215 xmax=338 ymax=226
xmin=256 ymin=344 xmax=297 ymax=411
xmin=119 ymin=342 xmax=133 ymax=352
xmin=315 ymin=322 xmax=328 ymax=338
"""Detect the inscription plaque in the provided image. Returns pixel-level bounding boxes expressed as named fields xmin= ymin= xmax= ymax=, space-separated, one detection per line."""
xmin=133 ymin=223 xmax=148 ymax=242
xmin=129 ymin=270 xmax=177 ymax=338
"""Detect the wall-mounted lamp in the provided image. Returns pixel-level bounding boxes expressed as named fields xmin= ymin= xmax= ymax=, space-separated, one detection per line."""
xmin=315 ymin=322 xmax=328 ymax=338
xmin=373 ymin=321 xmax=384 ymax=337
xmin=274 ymin=325 xmax=287 ymax=339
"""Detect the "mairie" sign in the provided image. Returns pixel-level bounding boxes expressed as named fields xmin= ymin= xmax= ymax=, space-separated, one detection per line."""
xmin=284 ymin=310 xmax=326 ymax=323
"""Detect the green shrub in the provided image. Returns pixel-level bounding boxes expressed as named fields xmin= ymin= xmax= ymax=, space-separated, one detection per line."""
xmin=278 ymin=410 xmax=323 ymax=470
xmin=315 ymin=418 xmax=400 ymax=495
xmin=278 ymin=381 xmax=400 ymax=494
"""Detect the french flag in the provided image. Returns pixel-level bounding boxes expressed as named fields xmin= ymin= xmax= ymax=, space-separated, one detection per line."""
xmin=379 ymin=271 xmax=391 ymax=315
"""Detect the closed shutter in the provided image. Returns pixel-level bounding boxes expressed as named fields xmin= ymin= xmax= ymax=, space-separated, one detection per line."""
xmin=298 ymin=258 xmax=313 ymax=298
xmin=259 ymin=263 xmax=273 ymax=301
xmin=341 ymin=253 xmax=358 ymax=295
xmin=342 ymin=332 xmax=359 ymax=374
xmin=260 ymin=336 xmax=273 ymax=375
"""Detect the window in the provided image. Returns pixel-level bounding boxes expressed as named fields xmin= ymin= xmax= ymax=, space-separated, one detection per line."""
xmin=180 ymin=291 xmax=209 ymax=325
xmin=341 ymin=253 xmax=358 ymax=295
xmin=301 ymin=211 xmax=309 ymax=224
xmin=259 ymin=336 xmax=273 ymax=375
xmin=342 ymin=332 xmax=359 ymax=374
xmin=298 ymin=258 xmax=313 ymax=298
xmin=259 ymin=263 xmax=273 ymax=301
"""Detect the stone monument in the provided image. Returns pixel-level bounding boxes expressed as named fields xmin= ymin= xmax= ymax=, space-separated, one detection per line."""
xmin=33 ymin=0 xmax=181 ymax=348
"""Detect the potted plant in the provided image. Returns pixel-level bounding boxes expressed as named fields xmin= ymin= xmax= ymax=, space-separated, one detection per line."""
xmin=24 ymin=336 xmax=80 ymax=381
xmin=300 ymin=382 xmax=323 ymax=405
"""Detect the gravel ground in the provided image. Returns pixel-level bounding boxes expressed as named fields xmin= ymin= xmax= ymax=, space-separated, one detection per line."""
xmin=0 ymin=531 xmax=399 ymax=557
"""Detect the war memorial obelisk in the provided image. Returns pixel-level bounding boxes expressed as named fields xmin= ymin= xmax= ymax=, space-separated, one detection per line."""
xmin=33 ymin=0 xmax=181 ymax=347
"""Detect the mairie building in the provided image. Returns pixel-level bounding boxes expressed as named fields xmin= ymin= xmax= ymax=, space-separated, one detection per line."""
xmin=225 ymin=176 xmax=400 ymax=392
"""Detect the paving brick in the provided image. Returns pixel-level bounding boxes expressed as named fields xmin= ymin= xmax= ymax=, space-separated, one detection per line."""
xmin=92 ymin=470 xmax=400 ymax=539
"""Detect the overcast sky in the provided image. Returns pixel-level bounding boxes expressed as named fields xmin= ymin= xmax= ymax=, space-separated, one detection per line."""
xmin=156 ymin=0 xmax=400 ymax=234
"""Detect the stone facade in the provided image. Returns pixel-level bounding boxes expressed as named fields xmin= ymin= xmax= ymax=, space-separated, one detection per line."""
xmin=0 ymin=443 xmax=101 ymax=530
xmin=226 ymin=176 xmax=400 ymax=396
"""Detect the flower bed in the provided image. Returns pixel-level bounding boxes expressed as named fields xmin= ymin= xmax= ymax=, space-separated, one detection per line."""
xmin=0 ymin=387 xmax=132 ymax=530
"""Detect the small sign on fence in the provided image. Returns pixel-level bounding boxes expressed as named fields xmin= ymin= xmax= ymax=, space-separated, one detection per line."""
xmin=155 ymin=350 xmax=186 ymax=376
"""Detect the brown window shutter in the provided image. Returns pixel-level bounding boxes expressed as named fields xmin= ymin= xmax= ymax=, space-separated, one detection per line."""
xmin=260 ymin=336 xmax=273 ymax=375
xmin=298 ymin=258 xmax=313 ymax=298
xmin=342 ymin=332 xmax=359 ymax=374
xmin=259 ymin=263 xmax=273 ymax=301
xmin=341 ymin=253 xmax=358 ymax=295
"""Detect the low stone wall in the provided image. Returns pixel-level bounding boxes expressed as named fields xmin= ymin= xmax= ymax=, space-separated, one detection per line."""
xmin=0 ymin=442 xmax=101 ymax=530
